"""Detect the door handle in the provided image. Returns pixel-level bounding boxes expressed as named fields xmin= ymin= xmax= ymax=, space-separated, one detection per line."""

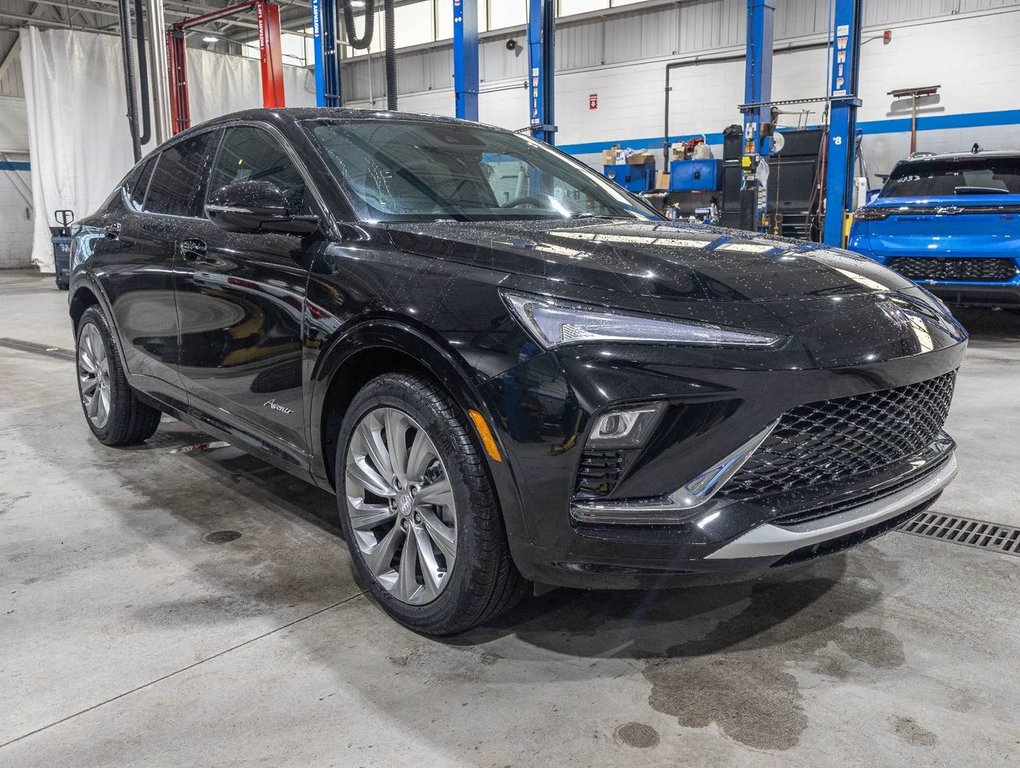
xmin=178 ymin=239 xmax=208 ymax=261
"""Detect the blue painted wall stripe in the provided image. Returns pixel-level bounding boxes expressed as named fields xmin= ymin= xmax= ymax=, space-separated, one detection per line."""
xmin=559 ymin=108 xmax=1020 ymax=156
xmin=0 ymin=161 xmax=30 ymax=171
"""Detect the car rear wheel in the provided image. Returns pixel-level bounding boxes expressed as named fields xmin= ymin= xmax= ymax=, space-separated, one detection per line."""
xmin=336 ymin=373 xmax=526 ymax=635
xmin=76 ymin=306 xmax=161 ymax=446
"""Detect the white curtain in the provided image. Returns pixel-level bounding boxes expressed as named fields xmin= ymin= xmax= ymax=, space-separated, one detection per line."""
xmin=20 ymin=27 xmax=316 ymax=273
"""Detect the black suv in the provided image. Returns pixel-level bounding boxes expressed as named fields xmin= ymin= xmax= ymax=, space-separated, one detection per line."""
xmin=69 ymin=109 xmax=966 ymax=634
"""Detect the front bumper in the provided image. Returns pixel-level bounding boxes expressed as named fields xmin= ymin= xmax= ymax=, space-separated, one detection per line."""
xmin=480 ymin=305 xmax=966 ymax=589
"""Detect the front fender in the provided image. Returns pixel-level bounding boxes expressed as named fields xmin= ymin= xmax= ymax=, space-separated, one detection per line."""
xmin=305 ymin=318 xmax=533 ymax=544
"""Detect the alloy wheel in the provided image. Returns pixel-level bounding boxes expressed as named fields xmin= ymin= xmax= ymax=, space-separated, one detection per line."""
xmin=344 ymin=406 xmax=458 ymax=606
xmin=78 ymin=323 xmax=111 ymax=430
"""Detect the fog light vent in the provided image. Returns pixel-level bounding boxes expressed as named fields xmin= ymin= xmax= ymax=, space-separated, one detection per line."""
xmin=576 ymin=449 xmax=625 ymax=498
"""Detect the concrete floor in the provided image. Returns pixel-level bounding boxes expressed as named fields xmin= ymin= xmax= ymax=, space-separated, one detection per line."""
xmin=1 ymin=269 xmax=1018 ymax=767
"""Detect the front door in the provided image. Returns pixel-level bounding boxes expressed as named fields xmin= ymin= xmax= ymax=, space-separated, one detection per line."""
xmin=173 ymin=124 xmax=317 ymax=470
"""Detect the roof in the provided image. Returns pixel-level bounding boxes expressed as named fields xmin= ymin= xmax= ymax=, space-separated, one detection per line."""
xmin=197 ymin=107 xmax=503 ymax=131
xmin=898 ymin=150 xmax=1020 ymax=163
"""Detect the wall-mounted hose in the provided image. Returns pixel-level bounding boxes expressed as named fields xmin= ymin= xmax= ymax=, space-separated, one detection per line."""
xmin=341 ymin=0 xmax=375 ymax=50
xmin=340 ymin=0 xmax=397 ymax=110
xmin=117 ymin=0 xmax=141 ymax=161
xmin=383 ymin=0 xmax=396 ymax=110
xmin=133 ymin=0 xmax=150 ymax=146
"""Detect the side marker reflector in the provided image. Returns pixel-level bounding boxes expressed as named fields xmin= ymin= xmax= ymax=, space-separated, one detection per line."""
xmin=468 ymin=409 xmax=502 ymax=462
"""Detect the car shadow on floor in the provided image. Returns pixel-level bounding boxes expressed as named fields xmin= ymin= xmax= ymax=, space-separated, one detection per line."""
xmin=69 ymin=415 xmax=897 ymax=669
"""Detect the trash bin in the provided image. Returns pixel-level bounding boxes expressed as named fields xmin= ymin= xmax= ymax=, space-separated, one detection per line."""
xmin=51 ymin=209 xmax=74 ymax=290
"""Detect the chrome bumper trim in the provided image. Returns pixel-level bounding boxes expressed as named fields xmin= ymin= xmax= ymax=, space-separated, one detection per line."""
xmin=569 ymin=420 xmax=779 ymax=525
xmin=705 ymin=453 xmax=958 ymax=560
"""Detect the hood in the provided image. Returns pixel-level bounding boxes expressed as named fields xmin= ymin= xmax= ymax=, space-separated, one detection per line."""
xmin=385 ymin=219 xmax=914 ymax=303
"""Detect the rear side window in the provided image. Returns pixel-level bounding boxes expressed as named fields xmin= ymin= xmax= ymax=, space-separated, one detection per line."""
xmin=145 ymin=131 xmax=218 ymax=217
xmin=882 ymin=157 xmax=1020 ymax=197
xmin=127 ymin=156 xmax=157 ymax=211
xmin=207 ymin=126 xmax=310 ymax=214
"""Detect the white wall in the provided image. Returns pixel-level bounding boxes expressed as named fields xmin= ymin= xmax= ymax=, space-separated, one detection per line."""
xmin=0 ymin=162 xmax=32 ymax=269
xmin=345 ymin=5 xmax=1020 ymax=181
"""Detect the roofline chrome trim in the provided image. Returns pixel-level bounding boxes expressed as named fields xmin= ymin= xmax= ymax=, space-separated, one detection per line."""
xmin=705 ymin=453 xmax=958 ymax=560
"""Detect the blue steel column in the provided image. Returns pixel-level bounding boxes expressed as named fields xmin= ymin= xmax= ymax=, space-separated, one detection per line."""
xmin=740 ymin=0 xmax=775 ymax=231
xmin=527 ymin=0 xmax=556 ymax=145
xmin=312 ymin=0 xmax=341 ymax=107
xmin=823 ymin=0 xmax=863 ymax=246
xmin=453 ymin=0 xmax=479 ymax=120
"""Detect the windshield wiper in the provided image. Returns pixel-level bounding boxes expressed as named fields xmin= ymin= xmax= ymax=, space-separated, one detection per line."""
xmin=568 ymin=212 xmax=629 ymax=220
xmin=954 ymin=186 xmax=1006 ymax=195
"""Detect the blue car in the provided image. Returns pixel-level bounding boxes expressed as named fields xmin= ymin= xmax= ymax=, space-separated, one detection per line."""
xmin=848 ymin=151 xmax=1020 ymax=306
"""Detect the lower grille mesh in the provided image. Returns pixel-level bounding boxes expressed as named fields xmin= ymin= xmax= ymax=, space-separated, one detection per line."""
xmin=720 ymin=373 xmax=956 ymax=499
xmin=575 ymin=449 xmax=625 ymax=498
xmin=888 ymin=257 xmax=1019 ymax=283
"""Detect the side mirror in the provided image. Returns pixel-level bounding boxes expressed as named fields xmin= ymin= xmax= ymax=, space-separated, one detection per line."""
xmin=205 ymin=181 xmax=319 ymax=235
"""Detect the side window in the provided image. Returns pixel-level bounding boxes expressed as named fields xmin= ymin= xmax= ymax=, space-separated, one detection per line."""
xmin=208 ymin=126 xmax=310 ymax=214
xmin=127 ymin=155 xmax=157 ymax=212
xmin=145 ymin=131 xmax=218 ymax=217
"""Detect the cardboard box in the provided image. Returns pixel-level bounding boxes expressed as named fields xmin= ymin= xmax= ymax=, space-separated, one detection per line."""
xmin=671 ymin=145 xmax=687 ymax=161
xmin=655 ymin=171 xmax=670 ymax=190
xmin=601 ymin=145 xmax=620 ymax=166
xmin=626 ymin=150 xmax=656 ymax=165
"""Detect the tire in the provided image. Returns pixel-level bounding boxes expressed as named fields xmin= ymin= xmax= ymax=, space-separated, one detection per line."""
xmin=335 ymin=373 xmax=527 ymax=635
xmin=75 ymin=305 xmax=162 ymax=446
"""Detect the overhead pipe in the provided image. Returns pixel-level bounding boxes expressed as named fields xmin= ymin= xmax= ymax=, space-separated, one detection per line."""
xmin=116 ymin=0 xmax=142 ymax=162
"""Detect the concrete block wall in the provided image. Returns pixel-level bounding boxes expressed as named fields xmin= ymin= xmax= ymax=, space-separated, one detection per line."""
xmin=0 ymin=162 xmax=33 ymax=269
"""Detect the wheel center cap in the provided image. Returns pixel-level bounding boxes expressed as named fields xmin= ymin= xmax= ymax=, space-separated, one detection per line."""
xmin=397 ymin=493 xmax=414 ymax=516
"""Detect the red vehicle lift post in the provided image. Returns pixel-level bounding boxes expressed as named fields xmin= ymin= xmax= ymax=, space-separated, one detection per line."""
xmin=167 ymin=0 xmax=286 ymax=135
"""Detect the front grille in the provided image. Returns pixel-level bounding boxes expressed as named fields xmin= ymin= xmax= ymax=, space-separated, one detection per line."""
xmin=575 ymin=449 xmax=625 ymax=498
xmin=888 ymin=257 xmax=1019 ymax=283
xmin=720 ymin=373 xmax=956 ymax=499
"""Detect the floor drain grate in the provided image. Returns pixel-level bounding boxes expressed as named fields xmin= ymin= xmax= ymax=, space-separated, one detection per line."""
xmin=899 ymin=512 xmax=1020 ymax=557
xmin=0 ymin=337 xmax=75 ymax=361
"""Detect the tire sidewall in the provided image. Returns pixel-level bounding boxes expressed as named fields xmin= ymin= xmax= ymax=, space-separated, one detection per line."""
xmin=335 ymin=376 xmax=494 ymax=631
xmin=76 ymin=306 xmax=125 ymax=443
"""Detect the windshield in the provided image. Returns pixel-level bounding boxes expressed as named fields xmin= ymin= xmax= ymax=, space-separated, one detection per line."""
xmin=881 ymin=157 xmax=1020 ymax=198
xmin=302 ymin=118 xmax=659 ymax=223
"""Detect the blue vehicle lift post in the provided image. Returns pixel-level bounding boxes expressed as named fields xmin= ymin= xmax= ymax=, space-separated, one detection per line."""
xmin=453 ymin=0 xmax=479 ymax=121
xmin=823 ymin=0 xmax=863 ymax=246
xmin=739 ymin=0 xmax=775 ymax=232
xmin=527 ymin=0 xmax=556 ymax=145
xmin=311 ymin=0 xmax=341 ymax=107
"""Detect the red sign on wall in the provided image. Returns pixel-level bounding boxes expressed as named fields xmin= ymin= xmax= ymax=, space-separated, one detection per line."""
xmin=589 ymin=93 xmax=598 ymax=110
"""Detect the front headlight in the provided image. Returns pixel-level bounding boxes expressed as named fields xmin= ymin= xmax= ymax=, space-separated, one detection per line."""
xmin=501 ymin=290 xmax=782 ymax=350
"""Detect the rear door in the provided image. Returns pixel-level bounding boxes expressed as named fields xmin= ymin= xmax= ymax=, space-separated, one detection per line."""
xmin=173 ymin=124 xmax=318 ymax=470
xmin=89 ymin=132 xmax=216 ymax=406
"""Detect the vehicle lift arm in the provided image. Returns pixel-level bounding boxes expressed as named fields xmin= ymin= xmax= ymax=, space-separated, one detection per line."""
xmin=167 ymin=0 xmax=286 ymax=135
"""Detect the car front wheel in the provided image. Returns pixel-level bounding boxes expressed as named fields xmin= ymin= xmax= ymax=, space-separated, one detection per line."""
xmin=335 ymin=373 xmax=526 ymax=635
